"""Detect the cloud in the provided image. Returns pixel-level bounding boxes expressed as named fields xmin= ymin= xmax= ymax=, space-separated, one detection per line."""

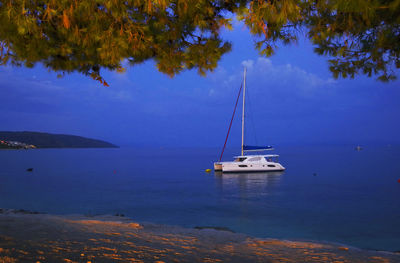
xmin=0 ymin=66 xmax=138 ymax=114
xmin=245 ymin=57 xmax=336 ymax=91
xmin=207 ymin=57 xmax=337 ymax=102
xmin=199 ymin=57 xmax=346 ymax=129
xmin=241 ymin=59 xmax=255 ymax=70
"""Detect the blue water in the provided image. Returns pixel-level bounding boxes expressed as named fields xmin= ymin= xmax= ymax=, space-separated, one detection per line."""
xmin=0 ymin=146 xmax=399 ymax=251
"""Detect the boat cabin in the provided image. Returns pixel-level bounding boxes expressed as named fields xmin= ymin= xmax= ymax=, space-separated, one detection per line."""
xmin=233 ymin=154 xmax=280 ymax=163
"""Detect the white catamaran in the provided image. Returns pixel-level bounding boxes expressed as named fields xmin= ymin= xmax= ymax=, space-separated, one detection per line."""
xmin=214 ymin=68 xmax=285 ymax=173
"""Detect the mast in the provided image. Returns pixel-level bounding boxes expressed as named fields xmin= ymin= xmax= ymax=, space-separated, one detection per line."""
xmin=241 ymin=67 xmax=246 ymax=156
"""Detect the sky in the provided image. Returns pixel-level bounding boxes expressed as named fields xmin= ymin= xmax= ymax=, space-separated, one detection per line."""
xmin=1 ymin=20 xmax=400 ymax=147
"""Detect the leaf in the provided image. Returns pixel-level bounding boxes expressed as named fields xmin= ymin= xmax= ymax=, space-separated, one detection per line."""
xmin=0 ymin=0 xmax=398 ymax=84
xmin=17 ymin=26 xmax=26 ymax=35
xmin=62 ymin=10 xmax=70 ymax=29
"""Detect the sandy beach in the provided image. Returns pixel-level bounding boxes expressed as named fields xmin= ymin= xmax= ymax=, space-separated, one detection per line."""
xmin=0 ymin=209 xmax=399 ymax=263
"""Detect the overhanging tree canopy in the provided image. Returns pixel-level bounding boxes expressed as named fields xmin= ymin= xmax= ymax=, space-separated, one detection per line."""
xmin=0 ymin=0 xmax=399 ymax=85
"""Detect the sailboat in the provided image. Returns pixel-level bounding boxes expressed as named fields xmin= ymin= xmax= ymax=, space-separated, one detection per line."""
xmin=214 ymin=68 xmax=285 ymax=173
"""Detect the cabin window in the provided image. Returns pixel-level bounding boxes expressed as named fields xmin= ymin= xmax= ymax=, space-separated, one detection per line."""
xmin=234 ymin=158 xmax=247 ymax=162
xmin=248 ymin=157 xmax=262 ymax=162
xmin=238 ymin=165 xmax=248 ymax=167
xmin=267 ymin=165 xmax=276 ymax=167
xmin=265 ymin=157 xmax=273 ymax=162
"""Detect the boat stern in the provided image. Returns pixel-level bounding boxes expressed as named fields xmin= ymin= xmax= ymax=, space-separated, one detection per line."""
xmin=214 ymin=162 xmax=223 ymax=171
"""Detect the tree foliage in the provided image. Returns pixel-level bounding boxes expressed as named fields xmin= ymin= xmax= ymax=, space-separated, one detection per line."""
xmin=0 ymin=0 xmax=399 ymax=85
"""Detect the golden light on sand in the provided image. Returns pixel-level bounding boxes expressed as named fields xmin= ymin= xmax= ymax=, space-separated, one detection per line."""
xmin=0 ymin=213 xmax=399 ymax=262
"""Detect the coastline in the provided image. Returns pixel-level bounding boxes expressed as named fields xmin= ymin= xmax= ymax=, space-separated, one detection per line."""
xmin=0 ymin=209 xmax=399 ymax=262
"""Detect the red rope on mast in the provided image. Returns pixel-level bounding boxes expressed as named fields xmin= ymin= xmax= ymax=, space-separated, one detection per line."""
xmin=219 ymin=84 xmax=243 ymax=162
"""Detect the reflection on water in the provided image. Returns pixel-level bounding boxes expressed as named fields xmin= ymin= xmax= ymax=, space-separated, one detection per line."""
xmin=213 ymin=172 xmax=285 ymax=225
xmin=214 ymin=171 xmax=284 ymax=194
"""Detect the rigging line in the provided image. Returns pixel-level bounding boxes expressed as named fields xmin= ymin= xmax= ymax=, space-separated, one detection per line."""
xmin=246 ymin=83 xmax=258 ymax=146
xmin=219 ymin=83 xmax=243 ymax=162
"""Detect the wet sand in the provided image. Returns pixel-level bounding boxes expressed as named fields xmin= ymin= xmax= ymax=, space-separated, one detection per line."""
xmin=0 ymin=209 xmax=399 ymax=262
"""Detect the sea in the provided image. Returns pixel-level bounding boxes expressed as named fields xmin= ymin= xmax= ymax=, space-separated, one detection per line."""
xmin=0 ymin=145 xmax=399 ymax=252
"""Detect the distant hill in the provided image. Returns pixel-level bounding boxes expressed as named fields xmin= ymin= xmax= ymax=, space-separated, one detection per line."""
xmin=0 ymin=131 xmax=118 ymax=148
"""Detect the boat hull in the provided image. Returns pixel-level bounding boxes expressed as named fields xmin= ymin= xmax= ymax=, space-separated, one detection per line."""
xmin=221 ymin=162 xmax=285 ymax=173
